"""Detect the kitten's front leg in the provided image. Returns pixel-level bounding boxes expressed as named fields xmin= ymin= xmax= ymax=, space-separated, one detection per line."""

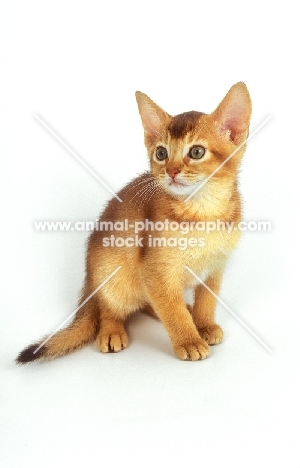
xmin=192 ymin=269 xmax=224 ymax=345
xmin=147 ymin=287 xmax=209 ymax=361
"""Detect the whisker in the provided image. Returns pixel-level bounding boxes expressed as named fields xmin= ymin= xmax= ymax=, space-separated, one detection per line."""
xmin=140 ymin=183 xmax=163 ymax=208
xmin=122 ymin=175 xmax=156 ymax=195
xmin=139 ymin=182 xmax=160 ymax=207
xmin=128 ymin=180 xmax=157 ymax=204
xmin=136 ymin=184 xmax=156 ymax=208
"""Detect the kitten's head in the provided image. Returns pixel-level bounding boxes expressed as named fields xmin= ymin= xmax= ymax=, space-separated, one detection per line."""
xmin=135 ymin=83 xmax=251 ymax=200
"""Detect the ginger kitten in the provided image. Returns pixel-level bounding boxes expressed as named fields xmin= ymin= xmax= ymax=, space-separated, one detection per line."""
xmin=16 ymin=82 xmax=251 ymax=363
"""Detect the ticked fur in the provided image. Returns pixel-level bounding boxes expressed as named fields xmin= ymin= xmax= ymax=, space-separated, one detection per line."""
xmin=16 ymin=82 xmax=251 ymax=363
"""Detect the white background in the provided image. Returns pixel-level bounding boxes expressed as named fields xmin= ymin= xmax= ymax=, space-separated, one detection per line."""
xmin=0 ymin=1 xmax=299 ymax=467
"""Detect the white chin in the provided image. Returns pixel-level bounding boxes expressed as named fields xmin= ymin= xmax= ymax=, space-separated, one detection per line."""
xmin=164 ymin=182 xmax=200 ymax=196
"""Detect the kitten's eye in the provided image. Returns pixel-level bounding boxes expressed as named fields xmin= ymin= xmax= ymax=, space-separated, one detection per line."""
xmin=189 ymin=146 xmax=206 ymax=159
xmin=156 ymin=147 xmax=168 ymax=161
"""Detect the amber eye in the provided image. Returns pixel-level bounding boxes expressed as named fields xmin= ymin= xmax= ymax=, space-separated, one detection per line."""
xmin=156 ymin=147 xmax=168 ymax=161
xmin=189 ymin=146 xmax=206 ymax=159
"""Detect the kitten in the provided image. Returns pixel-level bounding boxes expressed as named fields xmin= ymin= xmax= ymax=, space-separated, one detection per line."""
xmin=16 ymin=82 xmax=251 ymax=363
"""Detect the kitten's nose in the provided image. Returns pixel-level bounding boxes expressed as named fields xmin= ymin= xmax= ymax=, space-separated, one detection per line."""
xmin=166 ymin=167 xmax=181 ymax=179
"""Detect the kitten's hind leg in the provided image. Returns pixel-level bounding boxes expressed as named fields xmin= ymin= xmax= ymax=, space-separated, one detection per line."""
xmin=94 ymin=278 xmax=140 ymax=353
xmin=192 ymin=269 xmax=224 ymax=345
xmin=95 ymin=296 xmax=129 ymax=353
xmin=96 ymin=317 xmax=128 ymax=353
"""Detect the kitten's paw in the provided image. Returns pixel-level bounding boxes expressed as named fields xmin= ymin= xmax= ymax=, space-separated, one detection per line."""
xmin=96 ymin=330 xmax=128 ymax=353
xmin=198 ymin=324 xmax=223 ymax=345
xmin=174 ymin=338 xmax=210 ymax=361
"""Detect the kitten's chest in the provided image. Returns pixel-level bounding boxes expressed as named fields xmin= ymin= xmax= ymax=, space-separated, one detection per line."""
xmin=160 ymin=224 xmax=240 ymax=256
xmin=157 ymin=226 xmax=241 ymax=287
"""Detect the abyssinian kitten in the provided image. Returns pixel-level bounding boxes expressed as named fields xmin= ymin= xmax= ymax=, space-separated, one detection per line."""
xmin=16 ymin=82 xmax=252 ymax=364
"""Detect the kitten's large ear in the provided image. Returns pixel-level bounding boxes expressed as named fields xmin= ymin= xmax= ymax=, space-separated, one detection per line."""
xmin=135 ymin=92 xmax=171 ymax=147
xmin=211 ymin=82 xmax=252 ymax=145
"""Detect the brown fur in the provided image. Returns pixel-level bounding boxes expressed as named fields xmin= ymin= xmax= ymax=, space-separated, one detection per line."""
xmin=16 ymin=82 xmax=251 ymax=364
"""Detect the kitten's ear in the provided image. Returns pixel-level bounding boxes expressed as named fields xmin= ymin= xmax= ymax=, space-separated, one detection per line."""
xmin=212 ymin=82 xmax=252 ymax=145
xmin=135 ymin=92 xmax=171 ymax=146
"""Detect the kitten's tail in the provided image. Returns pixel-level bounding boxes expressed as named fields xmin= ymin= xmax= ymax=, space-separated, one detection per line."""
xmin=15 ymin=283 xmax=99 ymax=365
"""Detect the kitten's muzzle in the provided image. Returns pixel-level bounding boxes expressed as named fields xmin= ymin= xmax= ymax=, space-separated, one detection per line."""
xmin=166 ymin=166 xmax=181 ymax=179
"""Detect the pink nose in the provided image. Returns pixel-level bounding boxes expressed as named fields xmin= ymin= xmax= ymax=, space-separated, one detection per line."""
xmin=166 ymin=167 xmax=181 ymax=179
